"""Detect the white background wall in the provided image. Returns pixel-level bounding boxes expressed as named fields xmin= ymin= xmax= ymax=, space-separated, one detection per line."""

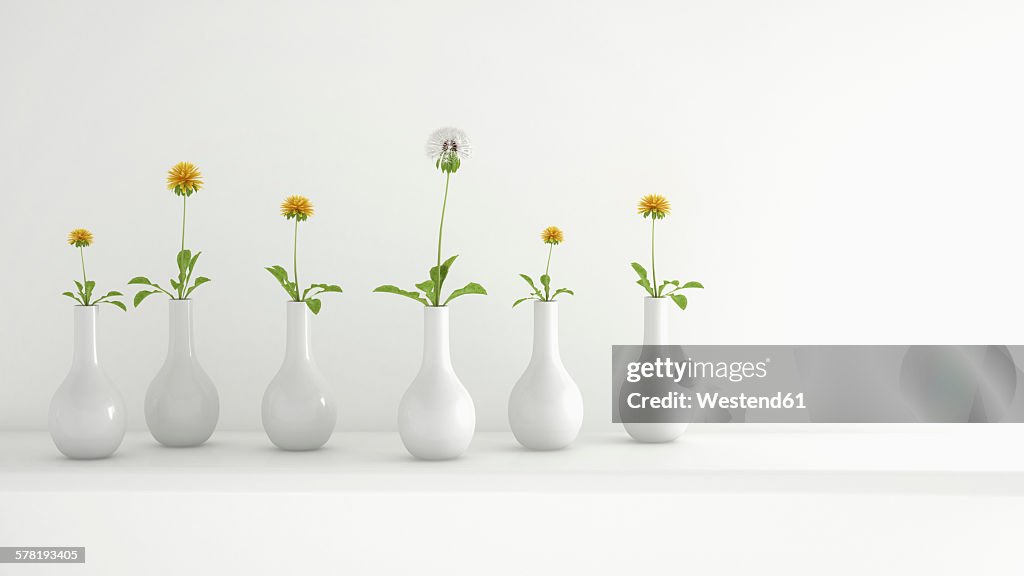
xmin=1 ymin=0 xmax=1022 ymax=432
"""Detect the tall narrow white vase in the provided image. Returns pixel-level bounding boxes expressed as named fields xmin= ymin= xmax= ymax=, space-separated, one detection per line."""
xmin=623 ymin=297 xmax=688 ymax=443
xmin=398 ymin=306 xmax=475 ymax=460
xmin=262 ymin=301 xmax=337 ymax=450
xmin=508 ymin=301 xmax=583 ymax=450
xmin=145 ymin=299 xmax=219 ymax=447
xmin=48 ymin=306 xmax=126 ymax=459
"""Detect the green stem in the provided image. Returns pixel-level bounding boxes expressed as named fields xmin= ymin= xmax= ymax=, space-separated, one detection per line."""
xmin=544 ymin=243 xmax=553 ymax=300
xmin=79 ymin=247 xmax=89 ymax=305
xmin=293 ymin=219 xmax=300 ymax=301
xmin=178 ymin=195 xmax=187 ymax=299
xmin=181 ymin=195 xmax=187 ymax=253
xmin=434 ymin=171 xmax=452 ymax=306
xmin=651 ymin=218 xmax=658 ymax=297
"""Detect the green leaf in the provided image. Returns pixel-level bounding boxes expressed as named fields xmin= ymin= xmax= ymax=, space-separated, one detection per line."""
xmin=519 ymin=274 xmax=543 ymax=298
xmin=301 ymin=283 xmax=340 ymax=300
xmin=428 ymin=255 xmax=459 ymax=304
xmin=306 ymin=298 xmax=322 ymax=315
xmin=551 ymin=288 xmax=575 ymax=299
xmin=188 ymin=251 xmax=201 ymax=274
xmin=431 ymin=254 xmax=458 ymax=283
xmin=93 ymin=290 xmax=123 ymax=304
xmin=266 ymin=266 xmax=297 ymax=300
xmin=62 ymin=291 xmax=84 ymax=305
xmin=103 ymin=300 xmax=127 ymax=312
xmin=632 ymin=263 xmax=656 ymax=296
xmin=176 ymin=249 xmax=192 ymax=275
xmin=183 ymin=251 xmax=202 ymax=292
xmin=266 ymin=265 xmax=289 ymax=284
xmin=133 ymin=290 xmax=160 ymax=308
xmin=373 ymin=285 xmax=429 ymax=306
xmin=670 ymin=294 xmax=688 ymax=310
xmin=174 ymin=250 xmax=191 ymax=297
xmin=681 ymin=281 xmax=704 ymax=289
xmin=127 ymin=279 xmax=173 ymax=299
xmin=443 ymin=282 xmax=487 ymax=305
xmin=540 ymin=274 xmax=550 ymax=290
xmin=512 ymin=296 xmax=536 ymax=308
xmin=74 ymin=280 xmax=84 ymax=293
xmin=84 ymin=281 xmax=96 ymax=303
xmin=185 ymin=277 xmax=211 ymax=298
xmin=304 ymin=283 xmax=343 ymax=300
xmin=415 ymin=279 xmax=435 ymax=302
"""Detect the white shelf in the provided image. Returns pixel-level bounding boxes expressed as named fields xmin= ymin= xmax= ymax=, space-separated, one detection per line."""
xmin=3 ymin=426 xmax=1022 ymax=494
xmin=4 ymin=426 xmax=1024 ymax=574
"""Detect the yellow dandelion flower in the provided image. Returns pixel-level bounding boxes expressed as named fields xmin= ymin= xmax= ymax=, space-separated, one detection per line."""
xmin=638 ymin=194 xmax=671 ymax=219
xmin=167 ymin=161 xmax=203 ymax=196
xmin=67 ymin=228 xmax=94 ymax=248
xmin=541 ymin=226 xmax=564 ymax=245
xmin=281 ymin=195 xmax=315 ymax=221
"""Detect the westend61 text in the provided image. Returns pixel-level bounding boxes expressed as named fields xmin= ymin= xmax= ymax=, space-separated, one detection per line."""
xmin=626 ymin=391 xmax=806 ymax=410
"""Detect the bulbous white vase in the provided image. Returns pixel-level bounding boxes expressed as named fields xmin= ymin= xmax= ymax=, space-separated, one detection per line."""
xmin=398 ymin=306 xmax=476 ymax=460
xmin=262 ymin=301 xmax=337 ymax=450
xmin=623 ymin=297 xmax=688 ymax=443
xmin=145 ymin=299 xmax=219 ymax=447
xmin=509 ymin=301 xmax=583 ymax=450
xmin=48 ymin=306 xmax=126 ymax=459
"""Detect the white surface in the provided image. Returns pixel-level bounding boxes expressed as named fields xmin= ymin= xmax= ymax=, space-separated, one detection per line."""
xmin=3 ymin=427 xmax=1024 ymax=493
xmin=4 ymin=490 xmax=1021 ymax=575
xmin=2 ymin=1 xmax=1024 ymax=433
xmin=3 ymin=428 xmax=1024 ymax=575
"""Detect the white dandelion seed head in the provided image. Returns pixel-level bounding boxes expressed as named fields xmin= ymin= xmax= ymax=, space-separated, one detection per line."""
xmin=425 ymin=127 xmax=471 ymax=161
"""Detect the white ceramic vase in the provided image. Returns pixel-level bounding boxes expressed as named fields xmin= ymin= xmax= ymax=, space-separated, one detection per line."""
xmin=145 ymin=299 xmax=219 ymax=447
xmin=398 ymin=306 xmax=475 ymax=460
xmin=508 ymin=301 xmax=583 ymax=450
xmin=262 ymin=301 xmax=337 ymax=450
xmin=48 ymin=306 xmax=126 ymax=459
xmin=622 ymin=297 xmax=688 ymax=443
